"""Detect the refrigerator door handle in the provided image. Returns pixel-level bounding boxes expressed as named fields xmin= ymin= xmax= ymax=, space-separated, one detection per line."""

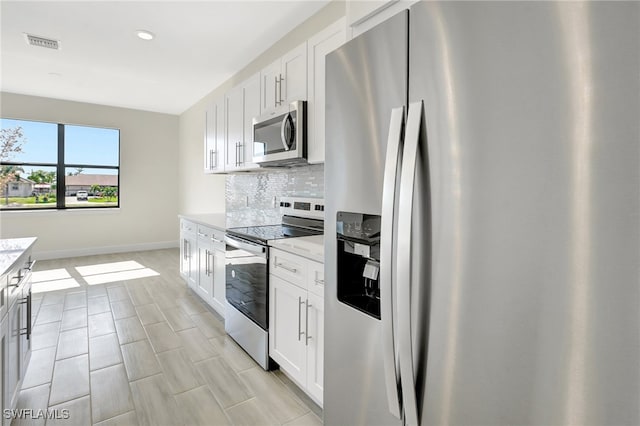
xmin=397 ymin=101 xmax=424 ymax=426
xmin=380 ymin=106 xmax=405 ymax=419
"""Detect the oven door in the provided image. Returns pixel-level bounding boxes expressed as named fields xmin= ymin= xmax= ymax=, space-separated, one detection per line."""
xmin=252 ymin=100 xmax=306 ymax=166
xmin=225 ymin=235 xmax=268 ymax=330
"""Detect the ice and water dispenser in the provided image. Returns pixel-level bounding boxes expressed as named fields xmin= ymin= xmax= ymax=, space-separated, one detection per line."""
xmin=336 ymin=212 xmax=381 ymax=319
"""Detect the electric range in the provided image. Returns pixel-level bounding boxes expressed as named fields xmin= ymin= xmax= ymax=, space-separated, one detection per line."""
xmin=224 ymin=197 xmax=324 ymax=370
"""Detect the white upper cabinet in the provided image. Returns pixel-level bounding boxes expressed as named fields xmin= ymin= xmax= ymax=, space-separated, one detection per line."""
xmin=261 ymin=42 xmax=308 ymax=113
xmin=348 ymin=0 xmax=419 ymax=38
xmin=225 ymin=85 xmax=244 ymax=171
xmin=225 ymin=73 xmax=260 ymax=172
xmin=204 ymin=97 xmax=225 ymax=173
xmin=242 ymin=73 xmax=260 ymax=170
xmin=281 ymin=42 xmax=308 ymax=103
xmin=260 ymin=60 xmax=281 ymax=113
xmin=306 ymin=18 xmax=347 ymax=164
xmin=201 ymin=20 xmax=351 ymax=171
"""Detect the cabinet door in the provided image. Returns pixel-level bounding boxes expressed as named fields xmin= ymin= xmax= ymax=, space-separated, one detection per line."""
xmin=180 ymin=235 xmax=193 ymax=281
xmin=211 ymin=248 xmax=226 ymax=317
xmin=1 ymin=314 xmax=7 ymax=425
xmin=19 ymin=283 xmax=30 ymax=379
xmin=204 ymin=97 xmax=225 ymax=173
xmin=260 ymin=59 xmax=281 ymax=112
xmin=306 ymin=292 xmax=324 ymax=406
xmin=7 ymin=301 xmax=20 ymax=411
xmin=240 ymin=73 xmax=260 ymax=170
xmin=269 ymin=275 xmax=307 ymax=385
xmin=307 ymin=19 xmax=347 ymax=164
xmin=185 ymin=235 xmax=197 ymax=291
xmin=225 ymin=85 xmax=244 ymax=171
xmin=197 ymin=244 xmax=213 ymax=301
xmin=204 ymin=101 xmax=216 ymax=173
xmin=214 ymin=96 xmax=226 ymax=172
xmin=180 ymin=236 xmax=188 ymax=279
xmin=282 ymin=42 xmax=308 ymax=103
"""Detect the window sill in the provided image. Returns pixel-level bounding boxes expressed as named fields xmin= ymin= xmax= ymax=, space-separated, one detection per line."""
xmin=0 ymin=207 xmax=121 ymax=217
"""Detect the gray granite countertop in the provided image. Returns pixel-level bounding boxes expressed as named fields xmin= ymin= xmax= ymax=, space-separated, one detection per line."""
xmin=0 ymin=237 xmax=37 ymax=276
xmin=179 ymin=213 xmax=226 ymax=231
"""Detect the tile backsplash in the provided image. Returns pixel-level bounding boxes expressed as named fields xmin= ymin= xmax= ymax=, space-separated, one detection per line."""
xmin=225 ymin=164 xmax=324 ymax=227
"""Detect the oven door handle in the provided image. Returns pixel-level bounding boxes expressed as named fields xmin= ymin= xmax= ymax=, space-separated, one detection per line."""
xmin=225 ymin=235 xmax=267 ymax=257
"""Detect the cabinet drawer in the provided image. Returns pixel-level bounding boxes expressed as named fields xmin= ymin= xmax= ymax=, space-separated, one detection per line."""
xmin=307 ymin=260 xmax=324 ymax=298
xmin=211 ymin=229 xmax=225 ymax=251
xmin=270 ymin=249 xmax=307 ymax=289
xmin=196 ymin=225 xmax=213 ymax=240
xmin=180 ymin=219 xmax=196 ymax=234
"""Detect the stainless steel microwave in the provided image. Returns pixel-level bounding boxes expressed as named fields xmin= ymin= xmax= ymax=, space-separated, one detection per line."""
xmin=252 ymin=100 xmax=306 ymax=167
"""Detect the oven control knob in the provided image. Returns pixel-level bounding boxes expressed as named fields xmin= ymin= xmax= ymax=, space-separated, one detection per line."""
xmin=281 ymin=202 xmax=291 ymax=208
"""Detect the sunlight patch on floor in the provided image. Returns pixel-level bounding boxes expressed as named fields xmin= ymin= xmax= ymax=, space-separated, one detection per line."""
xmin=31 ymin=268 xmax=80 ymax=293
xmin=75 ymin=260 xmax=160 ymax=285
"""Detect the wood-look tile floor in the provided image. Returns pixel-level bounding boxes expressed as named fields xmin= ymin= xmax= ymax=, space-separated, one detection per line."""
xmin=13 ymin=248 xmax=322 ymax=426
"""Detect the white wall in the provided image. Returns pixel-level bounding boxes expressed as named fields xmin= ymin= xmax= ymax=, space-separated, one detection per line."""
xmin=0 ymin=92 xmax=179 ymax=259
xmin=178 ymin=0 xmax=346 ymax=215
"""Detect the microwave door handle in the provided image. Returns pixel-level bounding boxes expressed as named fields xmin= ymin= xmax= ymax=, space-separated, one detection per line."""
xmin=280 ymin=113 xmax=292 ymax=151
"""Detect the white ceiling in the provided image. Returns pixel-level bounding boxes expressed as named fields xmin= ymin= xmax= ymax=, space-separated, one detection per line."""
xmin=0 ymin=1 xmax=331 ymax=115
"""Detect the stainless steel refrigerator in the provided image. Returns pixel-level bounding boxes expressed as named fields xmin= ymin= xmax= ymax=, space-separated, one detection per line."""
xmin=324 ymin=2 xmax=639 ymax=425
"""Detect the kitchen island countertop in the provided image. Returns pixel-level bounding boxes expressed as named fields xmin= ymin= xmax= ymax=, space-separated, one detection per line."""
xmin=0 ymin=237 xmax=38 ymax=276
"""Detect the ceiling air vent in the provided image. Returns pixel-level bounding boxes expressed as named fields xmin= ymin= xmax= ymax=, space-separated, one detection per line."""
xmin=24 ymin=34 xmax=60 ymax=50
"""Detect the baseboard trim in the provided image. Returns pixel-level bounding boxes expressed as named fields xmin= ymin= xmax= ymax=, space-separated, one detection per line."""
xmin=34 ymin=240 xmax=179 ymax=260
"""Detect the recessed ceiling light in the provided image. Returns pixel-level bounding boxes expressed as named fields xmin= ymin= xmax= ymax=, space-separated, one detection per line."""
xmin=135 ymin=30 xmax=154 ymax=41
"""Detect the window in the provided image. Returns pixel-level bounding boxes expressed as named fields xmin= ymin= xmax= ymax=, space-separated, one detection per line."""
xmin=0 ymin=118 xmax=120 ymax=210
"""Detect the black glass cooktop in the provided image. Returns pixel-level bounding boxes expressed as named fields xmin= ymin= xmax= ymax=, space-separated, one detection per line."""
xmin=227 ymin=216 xmax=323 ymax=244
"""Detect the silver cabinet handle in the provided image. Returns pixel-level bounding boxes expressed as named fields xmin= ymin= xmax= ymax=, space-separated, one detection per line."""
xmin=314 ymin=278 xmax=324 ymax=285
xmin=397 ymin=101 xmax=424 ymax=426
xmin=275 ymin=262 xmax=297 ymax=273
xmin=278 ymin=73 xmax=284 ymax=104
xmin=212 ymin=237 xmax=223 ymax=244
xmin=206 ymin=249 xmax=210 ymax=276
xmin=297 ymin=297 xmax=305 ymax=341
xmin=234 ymin=142 xmax=237 ymax=167
xmin=209 ymin=149 xmax=218 ymax=169
xmin=9 ymin=275 xmax=20 ymax=288
xmin=274 ymin=75 xmax=279 ymax=107
xmin=305 ymin=299 xmax=311 ymax=346
xmin=380 ymin=106 xmax=405 ymax=419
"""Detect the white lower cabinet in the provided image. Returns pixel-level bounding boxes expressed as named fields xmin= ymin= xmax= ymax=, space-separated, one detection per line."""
xmin=180 ymin=220 xmax=197 ymax=291
xmin=2 ymin=246 xmax=34 ymax=426
xmin=1 ymin=314 xmax=7 ymax=426
xmin=180 ymin=219 xmax=226 ymax=318
xmin=270 ymin=275 xmax=307 ymax=384
xmin=269 ymin=248 xmax=324 ymax=406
